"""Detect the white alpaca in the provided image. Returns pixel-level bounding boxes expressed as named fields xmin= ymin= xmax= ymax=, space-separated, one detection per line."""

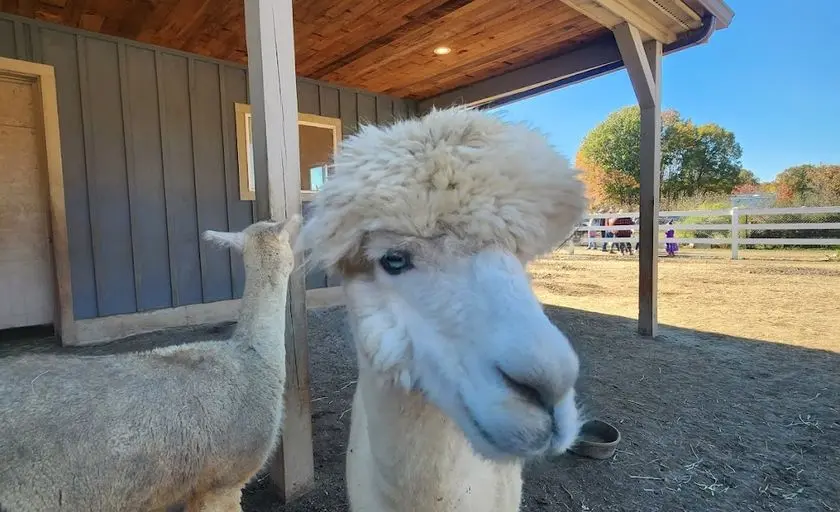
xmin=0 ymin=217 xmax=300 ymax=512
xmin=298 ymin=107 xmax=588 ymax=511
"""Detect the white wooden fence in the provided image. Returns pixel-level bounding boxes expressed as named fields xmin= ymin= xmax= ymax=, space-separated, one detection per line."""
xmin=574 ymin=206 xmax=840 ymax=259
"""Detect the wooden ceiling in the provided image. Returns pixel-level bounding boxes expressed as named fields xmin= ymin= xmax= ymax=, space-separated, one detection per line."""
xmin=1 ymin=0 xmax=611 ymax=100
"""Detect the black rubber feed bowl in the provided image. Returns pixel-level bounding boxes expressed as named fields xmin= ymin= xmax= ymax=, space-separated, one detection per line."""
xmin=568 ymin=419 xmax=621 ymax=460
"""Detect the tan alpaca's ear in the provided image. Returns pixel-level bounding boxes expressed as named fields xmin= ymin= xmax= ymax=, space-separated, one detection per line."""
xmin=202 ymin=230 xmax=246 ymax=252
xmin=281 ymin=214 xmax=302 ymax=244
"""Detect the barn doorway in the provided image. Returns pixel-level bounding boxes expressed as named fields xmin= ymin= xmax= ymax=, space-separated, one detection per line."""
xmin=0 ymin=57 xmax=74 ymax=343
xmin=0 ymin=69 xmax=55 ymax=331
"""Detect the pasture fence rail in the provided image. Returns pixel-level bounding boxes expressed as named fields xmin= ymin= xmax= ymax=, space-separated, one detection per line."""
xmin=573 ymin=206 xmax=840 ymax=259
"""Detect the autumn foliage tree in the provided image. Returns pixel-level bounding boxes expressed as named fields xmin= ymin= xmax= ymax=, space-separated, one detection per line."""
xmin=575 ymin=151 xmax=639 ymax=208
xmin=775 ymin=164 xmax=840 ymax=205
xmin=577 ymin=105 xmax=744 ymax=206
xmin=732 ymin=169 xmax=760 ymax=194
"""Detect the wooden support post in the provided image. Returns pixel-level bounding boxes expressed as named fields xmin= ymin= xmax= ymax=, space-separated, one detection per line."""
xmin=614 ymin=23 xmax=662 ymax=338
xmin=244 ymin=0 xmax=315 ymax=502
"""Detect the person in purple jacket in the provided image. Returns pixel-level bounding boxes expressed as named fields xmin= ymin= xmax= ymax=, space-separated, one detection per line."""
xmin=665 ymin=219 xmax=679 ymax=257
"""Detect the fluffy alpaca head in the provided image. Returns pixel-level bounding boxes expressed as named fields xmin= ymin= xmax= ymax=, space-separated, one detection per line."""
xmin=298 ymin=107 xmax=586 ymax=461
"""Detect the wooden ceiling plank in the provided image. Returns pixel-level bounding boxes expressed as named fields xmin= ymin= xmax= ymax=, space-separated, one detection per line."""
xmin=297 ymin=0 xmax=456 ymax=73
xmin=58 ymin=0 xmax=87 ymax=27
xmin=432 ymin=22 xmax=607 ymax=94
xmin=321 ymin=0 xmax=522 ymax=84
xmin=181 ymin=0 xmax=242 ymax=56
xmin=350 ymin=0 xmax=579 ymax=91
xmin=293 ymin=0 xmax=369 ymax=44
xmin=135 ymin=0 xmax=179 ymax=45
xmin=1 ymin=0 xmax=621 ymax=99
xmin=295 ymin=0 xmax=453 ymax=75
xmin=397 ymin=20 xmax=605 ymax=98
xmin=152 ymin=0 xmax=212 ymax=47
xmin=116 ymin=0 xmax=159 ymax=41
xmin=12 ymin=0 xmax=36 ymax=17
xmin=358 ymin=12 xmax=575 ymax=92
xmin=303 ymin=0 xmax=476 ymax=79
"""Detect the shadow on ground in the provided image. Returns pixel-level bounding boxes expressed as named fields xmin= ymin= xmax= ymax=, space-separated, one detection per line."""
xmin=2 ymin=306 xmax=838 ymax=511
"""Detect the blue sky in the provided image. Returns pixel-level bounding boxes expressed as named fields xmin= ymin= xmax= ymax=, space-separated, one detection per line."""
xmin=490 ymin=0 xmax=840 ymax=182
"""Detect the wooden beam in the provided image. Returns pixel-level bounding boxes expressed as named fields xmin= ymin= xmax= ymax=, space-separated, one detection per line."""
xmin=560 ymin=0 xmax=678 ymax=43
xmin=637 ymin=38 xmax=662 ymax=337
xmin=559 ymin=0 xmax=624 ymax=30
xmin=418 ymin=37 xmax=622 ymax=111
xmin=615 ymin=20 xmax=662 ymax=337
xmin=613 ymin=22 xmax=655 ymax=108
xmin=244 ymin=0 xmax=315 ymax=502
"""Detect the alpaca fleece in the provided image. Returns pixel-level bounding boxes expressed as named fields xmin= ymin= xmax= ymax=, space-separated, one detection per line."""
xmin=297 ymin=106 xmax=588 ymax=269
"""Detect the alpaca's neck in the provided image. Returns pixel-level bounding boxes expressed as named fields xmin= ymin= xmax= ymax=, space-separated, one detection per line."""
xmin=350 ymin=365 xmax=523 ymax=511
xmin=232 ymin=273 xmax=289 ymax=357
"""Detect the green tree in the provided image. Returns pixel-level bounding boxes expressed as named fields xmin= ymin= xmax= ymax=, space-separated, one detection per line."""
xmin=664 ymin=122 xmax=744 ymax=198
xmin=737 ymin=169 xmax=759 ymax=186
xmin=577 ymin=105 xmax=645 ymax=205
xmin=732 ymin=169 xmax=761 ymax=194
xmin=577 ymin=105 xmax=744 ymax=204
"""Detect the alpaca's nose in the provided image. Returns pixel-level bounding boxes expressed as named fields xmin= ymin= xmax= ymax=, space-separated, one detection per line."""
xmin=496 ymin=333 xmax=579 ymax=411
xmin=498 ymin=367 xmax=555 ymax=410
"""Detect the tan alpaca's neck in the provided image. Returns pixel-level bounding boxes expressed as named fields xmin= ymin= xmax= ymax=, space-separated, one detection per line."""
xmin=347 ymin=367 xmax=523 ymax=512
xmin=232 ymin=273 xmax=289 ymax=353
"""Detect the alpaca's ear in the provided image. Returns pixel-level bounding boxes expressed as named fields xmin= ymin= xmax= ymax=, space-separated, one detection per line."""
xmin=202 ymin=230 xmax=246 ymax=252
xmin=280 ymin=214 xmax=302 ymax=244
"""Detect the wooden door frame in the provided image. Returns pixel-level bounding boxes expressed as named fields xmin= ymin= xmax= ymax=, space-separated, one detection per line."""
xmin=0 ymin=56 xmax=76 ymax=344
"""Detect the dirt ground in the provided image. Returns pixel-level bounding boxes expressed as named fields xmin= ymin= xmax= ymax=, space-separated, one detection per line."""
xmin=3 ymin=248 xmax=838 ymax=511
xmin=531 ymin=247 xmax=840 ymax=352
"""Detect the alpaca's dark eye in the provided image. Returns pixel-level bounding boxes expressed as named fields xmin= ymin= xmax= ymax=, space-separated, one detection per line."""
xmin=379 ymin=250 xmax=414 ymax=275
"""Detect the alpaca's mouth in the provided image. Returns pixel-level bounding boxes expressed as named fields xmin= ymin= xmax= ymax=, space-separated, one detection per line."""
xmin=460 ymin=392 xmax=554 ymax=459
xmin=465 ymin=404 xmax=505 ymax=452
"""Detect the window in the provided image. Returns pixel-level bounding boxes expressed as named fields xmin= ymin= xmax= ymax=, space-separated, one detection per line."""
xmin=234 ymin=103 xmax=256 ymax=201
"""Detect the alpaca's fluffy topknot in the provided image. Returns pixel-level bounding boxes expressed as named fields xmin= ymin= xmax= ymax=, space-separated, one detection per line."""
xmin=297 ymin=106 xmax=588 ymax=273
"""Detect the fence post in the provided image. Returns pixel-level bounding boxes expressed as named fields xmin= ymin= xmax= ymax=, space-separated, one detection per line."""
xmin=731 ymin=207 xmax=740 ymax=260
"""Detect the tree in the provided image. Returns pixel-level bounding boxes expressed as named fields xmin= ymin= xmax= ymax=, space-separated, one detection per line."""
xmin=738 ymin=169 xmax=759 ymax=186
xmin=577 ymin=105 xmax=744 ymax=205
xmin=810 ymin=165 xmax=840 ymax=203
xmin=775 ymin=164 xmax=814 ymax=203
xmin=775 ymin=164 xmax=840 ymax=205
xmin=577 ymin=106 xmax=645 ymax=205
xmin=667 ymin=122 xmax=743 ymax=198
xmin=575 ymin=152 xmax=638 ymax=208
xmin=732 ymin=169 xmax=761 ymax=194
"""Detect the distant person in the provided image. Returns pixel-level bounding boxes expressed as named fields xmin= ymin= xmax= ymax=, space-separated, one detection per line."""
xmin=633 ymin=215 xmax=640 ymax=252
xmin=603 ymin=208 xmax=616 ymax=252
xmin=665 ymin=219 xmax=679 ymax=257
xmin=614 ymin=210 xmax=634 ymax=255
xmin=587 ymin=210 xmax=605 ymax=250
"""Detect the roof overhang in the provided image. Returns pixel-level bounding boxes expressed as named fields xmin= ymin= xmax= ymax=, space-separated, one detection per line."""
xmin=1 ymin=0 xmax=733 ymax=108
xmin=420 ymin=0 xmax=733 ymax=110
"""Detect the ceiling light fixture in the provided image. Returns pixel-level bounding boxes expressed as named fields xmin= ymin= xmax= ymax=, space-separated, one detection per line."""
xmin=433 ymin=46 xmax=452 ymax=55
